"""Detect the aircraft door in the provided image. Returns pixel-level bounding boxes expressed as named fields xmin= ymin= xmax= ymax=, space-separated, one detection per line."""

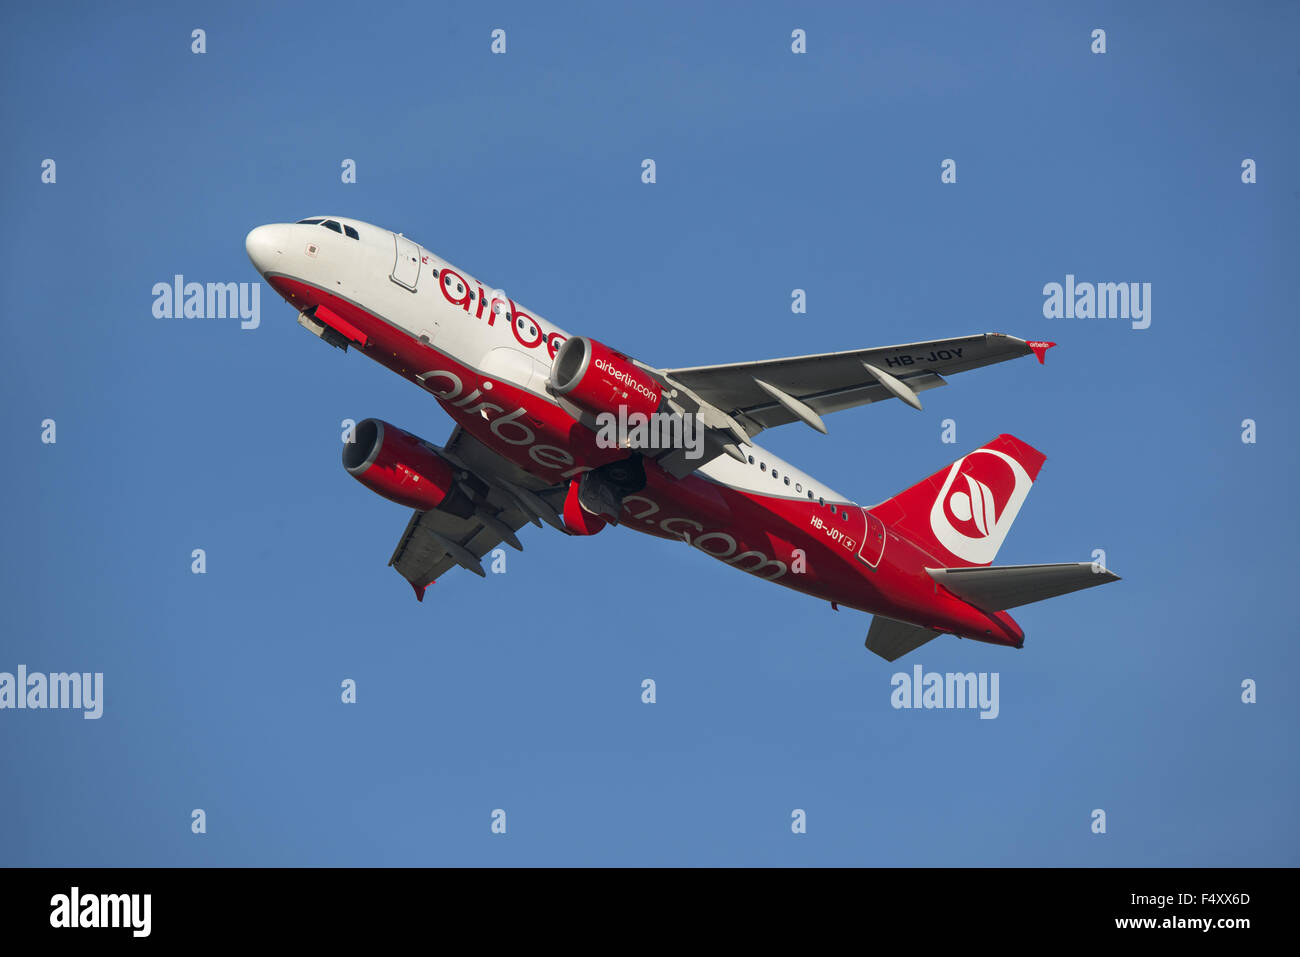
xmin=857 ymin=508 xmax=886 ymax=569
xmin=391 ymin=233 xmax=421 ymax=290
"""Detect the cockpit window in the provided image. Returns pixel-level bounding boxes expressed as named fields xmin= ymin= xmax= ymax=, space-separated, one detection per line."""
xmin=296 ymin=218 xmax=324 ymax=225
xmin=343 ymin=225 xmax=359 ymax=239
xmin=322 ymin=220 xmax=343 ymax=233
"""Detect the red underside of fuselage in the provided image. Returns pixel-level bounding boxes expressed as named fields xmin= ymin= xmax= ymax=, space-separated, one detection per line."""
xmin=265 ymin=274 xmax=1024 ymax=649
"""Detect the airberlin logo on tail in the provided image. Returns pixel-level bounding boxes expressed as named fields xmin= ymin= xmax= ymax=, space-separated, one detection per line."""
xmin=929 ymin=449 xmax=1032 ymax=565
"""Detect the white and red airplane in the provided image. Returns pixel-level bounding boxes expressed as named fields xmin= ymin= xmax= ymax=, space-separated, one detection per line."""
xmin=246 ymin=216 xmax=1118 ymax=661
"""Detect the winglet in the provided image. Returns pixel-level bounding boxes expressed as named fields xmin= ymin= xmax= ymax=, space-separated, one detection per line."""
xmin=1026 ymin=341 xmax=1056 ymax=365
xmin=411 ymin=579 xmax=435 ymax=602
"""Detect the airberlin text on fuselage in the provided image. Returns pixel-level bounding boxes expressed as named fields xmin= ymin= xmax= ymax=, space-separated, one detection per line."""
xmin=623 ymin=495 xmax=790 ymax=581
xmin=438 ymin=267 xmax=566 ymax=357
xmin=421 ymin=367 xmax=790 ymax=582
xmin=417 ymin=368 xmax=589 ymax=477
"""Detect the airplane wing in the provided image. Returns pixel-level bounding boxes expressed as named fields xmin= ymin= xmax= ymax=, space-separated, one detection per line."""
xmin=660 ymin=333 xmax=1053 ymax=437
xmin=385 ymin=426 xmax=566 ymax=599
xmin=388 ymin=504 xmax=532 ymax=599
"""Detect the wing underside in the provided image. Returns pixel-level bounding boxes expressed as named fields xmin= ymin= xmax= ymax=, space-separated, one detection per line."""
xmin=388 ymin=502 xmax=532 ymax=596
xmin=385 ymin=426 xmax=564 ymax=597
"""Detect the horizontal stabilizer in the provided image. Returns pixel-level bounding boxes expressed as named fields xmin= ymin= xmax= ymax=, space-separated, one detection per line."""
xmin=927 ymin=562 xmax=1120 ymax=612
xmin=865 ymin=616 xmax=945 ymax=662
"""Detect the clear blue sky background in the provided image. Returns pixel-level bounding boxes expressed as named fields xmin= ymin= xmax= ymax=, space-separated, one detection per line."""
xmin=2 ymin=1 xmax=1296 ymax=866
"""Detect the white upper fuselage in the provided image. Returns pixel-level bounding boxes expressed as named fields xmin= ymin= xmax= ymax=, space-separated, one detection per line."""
xmin=246 ymin=216 xmax=854 ymax=508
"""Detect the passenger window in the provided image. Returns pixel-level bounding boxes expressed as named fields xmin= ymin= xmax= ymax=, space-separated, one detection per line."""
xmin=795 ymin=483 xmax=802 ymax=492
xmin=747 ymin=455 xmax=754 ymax=464
xmin=784 ymin=477 xmax=791 ymax=486
xmin=344 ymin=225 xmax=359 ymax=239
xmin=322 ymin=220 xmax=342 ymax=233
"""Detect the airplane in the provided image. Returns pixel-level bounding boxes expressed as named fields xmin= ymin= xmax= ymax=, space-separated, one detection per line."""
xmin=245 ymin=216 xmax=1119 ymax=661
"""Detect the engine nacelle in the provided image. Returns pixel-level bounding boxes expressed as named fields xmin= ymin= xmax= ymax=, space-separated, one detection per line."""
xmin=343 ymin=418 xmax=467 ymax=513
xmin=562 ymin=476 xmax=607 ymax=536
xmin=548 ymin=336 xmax=662 ymax=421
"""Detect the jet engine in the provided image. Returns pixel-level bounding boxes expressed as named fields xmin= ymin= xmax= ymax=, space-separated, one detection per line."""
xmin=548 ymin=336 xmax=662 ymax=420
xmin=342 ymin=418 xmax=472 ymax=515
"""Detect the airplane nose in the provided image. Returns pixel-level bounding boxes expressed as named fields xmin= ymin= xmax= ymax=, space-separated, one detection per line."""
xmin=245 ymin=224 xmax=285 ymax=274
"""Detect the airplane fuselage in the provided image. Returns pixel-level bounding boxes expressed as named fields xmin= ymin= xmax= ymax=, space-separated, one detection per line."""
xmin=247 ymin=217 xmax=1024 ymax=648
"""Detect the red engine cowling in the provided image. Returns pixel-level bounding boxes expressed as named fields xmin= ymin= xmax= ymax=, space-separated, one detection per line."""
xmin=343 ymin=418 xmax=460 ymax=511
xmin=562 ymin=476 xmax=607 ymax=536
xmin=548 ymin=336 xmax=662 ymax=421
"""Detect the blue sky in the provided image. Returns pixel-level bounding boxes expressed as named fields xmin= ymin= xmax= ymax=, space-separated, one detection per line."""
xmin=1 ymin=1 xmax=1296 ymax=866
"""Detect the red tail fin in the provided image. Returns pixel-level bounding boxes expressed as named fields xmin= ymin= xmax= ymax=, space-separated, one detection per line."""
xmin=871 ymin=435 xmax=1046 ymax=567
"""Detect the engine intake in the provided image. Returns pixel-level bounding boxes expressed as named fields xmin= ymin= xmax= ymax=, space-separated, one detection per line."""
xmin=343 ymin=418 xmax=470 ymax=514
xmin=548 ymin=336 xmax=662 ymax=421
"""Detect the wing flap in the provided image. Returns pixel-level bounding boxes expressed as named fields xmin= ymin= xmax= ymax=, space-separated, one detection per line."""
xmin=383 ymin=426 xmax=546 ymax=598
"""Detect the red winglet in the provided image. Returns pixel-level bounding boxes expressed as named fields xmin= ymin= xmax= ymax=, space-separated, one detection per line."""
xmin=1026 ymin=340 xmax=1056 ymax=365
xmin=411 ymin=579 xmax=435 ymax=602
